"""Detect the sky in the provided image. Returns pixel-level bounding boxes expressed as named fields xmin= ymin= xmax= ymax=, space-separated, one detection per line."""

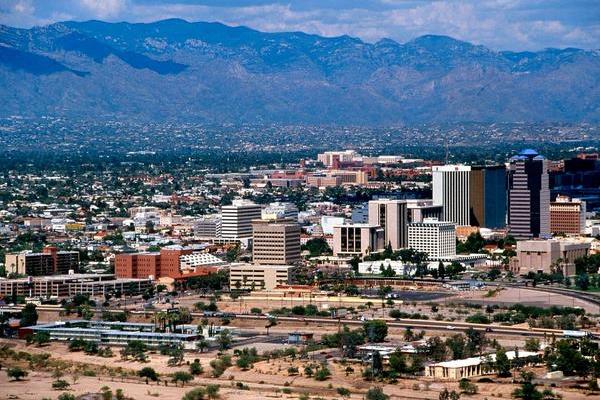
xmin=1 ymin=0 xmax=598 ymax=51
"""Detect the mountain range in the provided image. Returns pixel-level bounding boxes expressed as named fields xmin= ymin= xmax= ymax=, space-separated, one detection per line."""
xmin=0 ymin=19 xmax=598 ymax=124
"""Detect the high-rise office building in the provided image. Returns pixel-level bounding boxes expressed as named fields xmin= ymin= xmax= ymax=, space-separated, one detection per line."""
xmin=408 ymin=218 xmax=456 ymax=259
xmin=432 ymin=165 xmax=471 ymax=226
xmin=550 ymin=195 xmax=586 ymax=235
xmin=470 ymin=165 xmax=507 ymax=229
xmin=252 ymin=219 xmax=301 ymax=265
xmin=406 ymin=200 xmax=443 ymax=223
xmin=368 ymin=199 xmax=408 ymax=250
xmin=332 ymin=224 xmax=384 ymax=257
xmin=508 ymin=149 xmax=550 ymax=239
xmin=221 ymin=200 xmax=262 ymax=240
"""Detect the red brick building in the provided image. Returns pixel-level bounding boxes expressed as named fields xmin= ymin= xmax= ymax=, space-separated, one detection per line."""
xmin=115 ymin=247 xmax=219 ymax=280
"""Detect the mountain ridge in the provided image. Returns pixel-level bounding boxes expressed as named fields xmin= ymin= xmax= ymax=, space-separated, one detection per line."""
xmin=0 ymin=19 xmax=598 ymax=124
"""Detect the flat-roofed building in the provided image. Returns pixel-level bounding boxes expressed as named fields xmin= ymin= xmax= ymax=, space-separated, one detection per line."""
xmin=510 ymin=239 xmax=590 ymax=276
xmin=368 ymin=199 xmax=408 ymax=250
xmin=408 ymin=218 xmax=456 ymax=260
xmin=425 ymin=351 xmax=540 ymax=380
xmin=508 ymin=149 xmax=550 ymax=239
xmin=332 ymin=223 xmax=385 ymax=257
xmin=194 ymin=215 xmax=222 ymax=237
xmin=432 ymin=165 xmax=471 ymax=226
xmin=0 ymin=274 xmax=151 ymax=298
xmin=229 ymin=263 xmax=298 ymax=290
xmin=317 ymin=150 xmax=358 ymax=166
xmin=252 ymin=219 xmax=301 ymax=265
xmin=262 ymin=202 xmax=299 ymax=222
xmin=5 ymin=247 xmax=79 ymax=276
xmin=406 ymin=199 xmax=443 ymax=223
xmin=221 ymin=200 xmax=262 ymax=240
xmin=550 ymin=195 xmax=586 ymax=235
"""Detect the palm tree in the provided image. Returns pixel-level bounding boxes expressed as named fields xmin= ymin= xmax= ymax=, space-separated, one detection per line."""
xmin=155 ymin=311 xmax=168 ymax=332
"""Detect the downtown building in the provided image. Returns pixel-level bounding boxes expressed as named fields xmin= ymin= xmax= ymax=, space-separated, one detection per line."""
xmin=508 ymin=149 xmax=550 ymax=239
xmin=115 ymin=246 xmax=224 ymax=280
xmin=220 ymin=200 xmax=262 ymax=240
xmin=251 ymin=218 xmax=302 ymax=265
xmin=549 ymin=195 xmax=586 ymax=235
xmin=5 ymin=246 xmax=79 ymax=276
xmin=368 ymin=199 xmax=408 ymax=250
xmin=432 ymin=165 xmax=507 ymax=228
xmin=407 ymin=218 xmax=456 ymax=260
xmin=332 ymin=223 xmax=385 ymax=257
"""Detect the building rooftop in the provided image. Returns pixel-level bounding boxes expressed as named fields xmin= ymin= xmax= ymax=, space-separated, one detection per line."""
xmin=430 ymin=350 xmax=539 ymax=369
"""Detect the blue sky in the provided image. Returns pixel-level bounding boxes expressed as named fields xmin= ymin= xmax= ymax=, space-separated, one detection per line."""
xmin=1 ymin=0 xmax=598 ymax=50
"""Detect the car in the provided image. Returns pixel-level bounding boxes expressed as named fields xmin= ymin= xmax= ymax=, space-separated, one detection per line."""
xmin=446 ymin=325 xmax=456 ymax=330
xmin=485 ymin=327 xmax=493 ymax=332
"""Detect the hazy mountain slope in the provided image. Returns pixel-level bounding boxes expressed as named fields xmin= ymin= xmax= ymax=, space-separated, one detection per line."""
xmin=0 ymin=19 xmax=598 ymax=124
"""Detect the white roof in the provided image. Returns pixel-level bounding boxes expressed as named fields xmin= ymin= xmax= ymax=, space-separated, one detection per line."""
xmin=431 ymin=351 xmax=539 ymax=369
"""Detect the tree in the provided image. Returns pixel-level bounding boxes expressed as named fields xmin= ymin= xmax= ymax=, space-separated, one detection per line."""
xmin=58 ymin=394 xmax=76 ymax=400
xmin=196 ymin=339 xmax=209 ymax=353
xmin=365 ymin=387 xmax=389 ymax=400
xmin=438 ymin=261 xmax=446 ymax=280
xmin=425 ymin=336 xmax=447 ymax=362
xmin=138 ymin=367 xmax=159 ymax=384
xmin=190 ymin=359 xmax=203 ymax=375
xmin=303 ymin=237 xmax=332 ymax=256
xmin=30 ymin=330 xmax=50 ymax=346
xmin=303 ymin=365 xmax=314 ymax=377
xmin=439 ymin=388 xmax=461 ymax=400
xmin=217 ymin=329 xmax=232 ymax=350
xmin=545 ymin=339 xmax=591 ymax=377
xmin=465 ymin=328 xmax=486 ymax=356
xmin=388 ymin=351 xmax=407 ymax=373
xmin=206 ymin=384 xmax=220 ymax=399
xmin=265 ymin=316 xmax=277 ymax=336
xmin=120 ymin=340 xmax=148 ymax=362
xmin=182 ymin=387 xmax=206 ymax=400
xmin=576 ymin=274 xmax=590 ymax=290
xmin=20 ymin=303 xmax=38 ymax=327
xmin=512 ymin=371 xmax=543 ymax=400
xmin=172 ymin=371 xmax=193 ymax=387
xmin=314 ymin=364 xmax=331 ymax=381
xmin=337 ymin=387 xmax=351 ymax=397
xmin=459 ymin=379 xmax=477 ymax=395
xmin=495 ymin=347 xmax=511 ymax=377
xmin=363 ymin=320 xmax=388 ymax=342
xmin=524 ymin=338 xmax=540 ymax=352
xmin=167 ymin=344 xmax=185 ymax=366
xmin=389 ymin=309 xmax=403 ymax=320
xmin=7 ymin=367 xmax=28 ymax=381
xmin=446 ymin=334 xmax=467 ymax=360
xmin=52 ymin=379 xmax=71 ymax=390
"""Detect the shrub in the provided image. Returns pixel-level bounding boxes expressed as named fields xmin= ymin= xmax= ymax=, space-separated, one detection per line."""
xmin=52 ymin=379 xmax=71 ymax=390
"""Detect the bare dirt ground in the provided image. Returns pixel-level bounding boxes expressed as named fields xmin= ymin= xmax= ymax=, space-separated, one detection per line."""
xmin=456 ymin=287 xmax=600 ymax=315
xmin=1 ymin=339 xmax=593 ymax=400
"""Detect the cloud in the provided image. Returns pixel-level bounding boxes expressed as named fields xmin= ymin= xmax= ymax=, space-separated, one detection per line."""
xmin=80 ymin=0 xmax=128 ymax=18
xmin=0 ymin=0 xmax=597 ymax=51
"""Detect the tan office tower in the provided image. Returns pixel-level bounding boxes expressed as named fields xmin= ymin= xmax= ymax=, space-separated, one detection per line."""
xmin=550 ymin=195 xmax=586 ymax=235
xmin=368 ymin=199 xmax=408 ymax=250
xmin=333 ymin=223 xmax=385 ymax=257
xmin=252 ymin=219 xmax=301 ymax=265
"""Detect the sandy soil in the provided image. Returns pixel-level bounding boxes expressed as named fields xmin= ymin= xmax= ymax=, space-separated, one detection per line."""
xmin=1 ymin=338 xmax=593 ymax=400
xmin=456 ymin=287 xmax=600 ymax=315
